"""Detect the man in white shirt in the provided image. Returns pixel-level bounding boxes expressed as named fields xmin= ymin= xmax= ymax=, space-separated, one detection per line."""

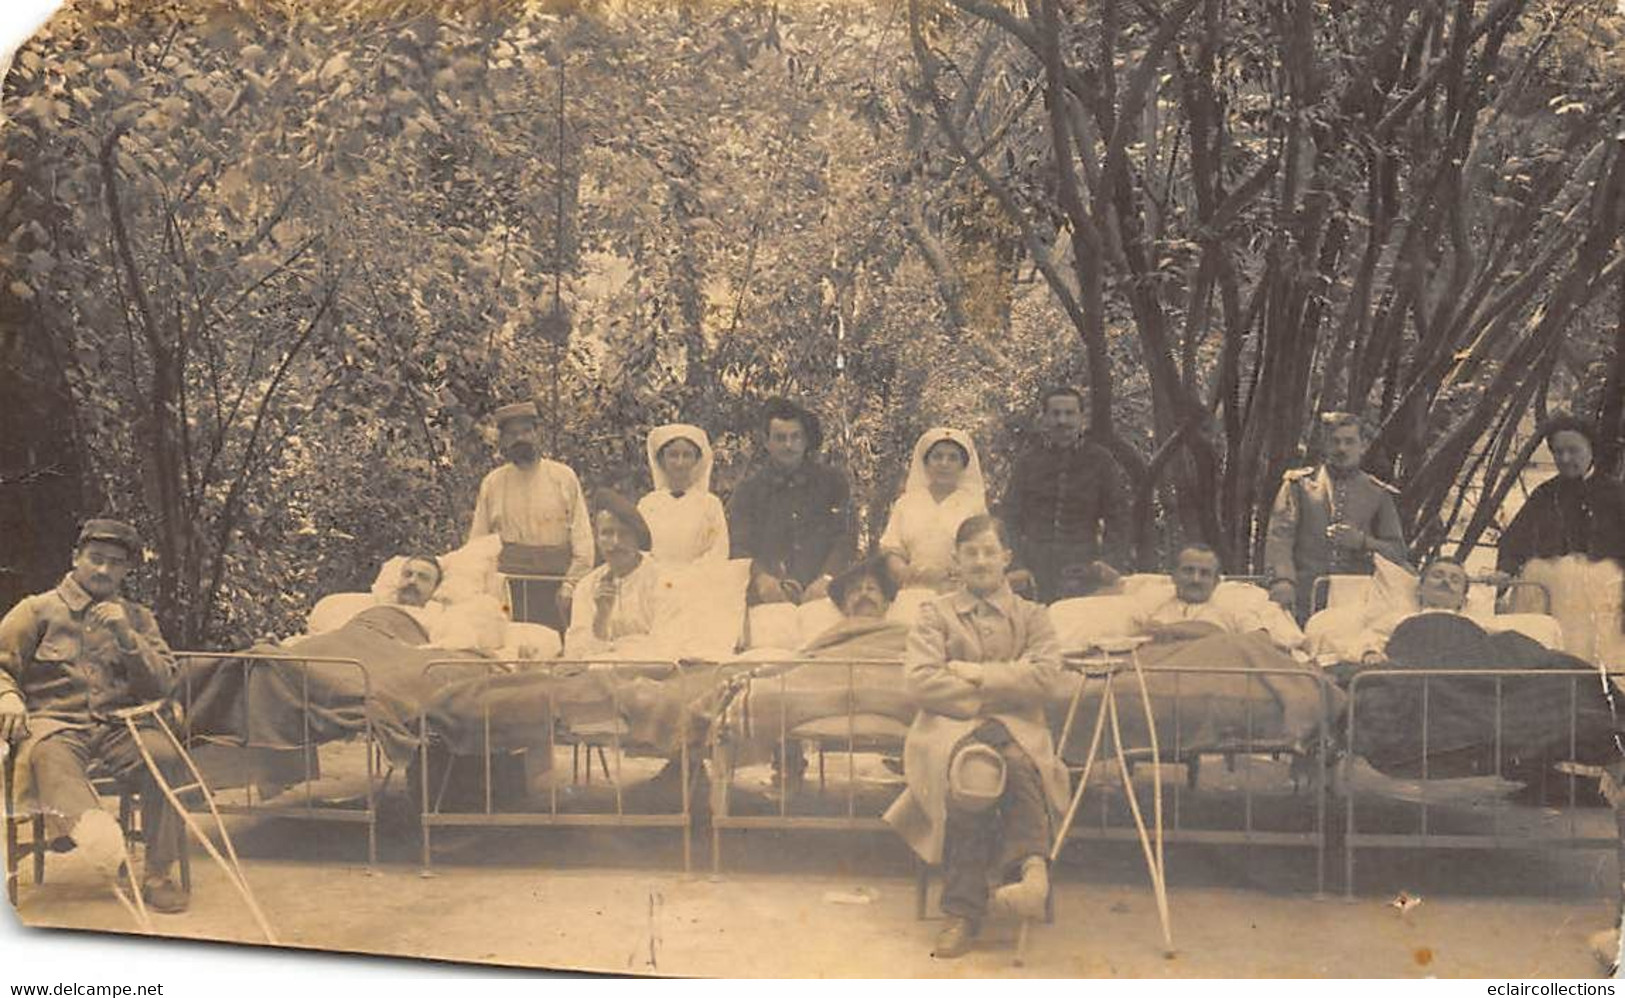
xmin=468 ymin=401 xmax=595 ymax=628
xmin=1130 ymin=544 xmax=1306 ymax=653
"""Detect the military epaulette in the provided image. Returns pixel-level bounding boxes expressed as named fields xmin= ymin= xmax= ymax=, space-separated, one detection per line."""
xmin=1367 ymin=474 xmax=1401 ymax=495
xmin=1282 ymin=466 xmax=1316 ymax=482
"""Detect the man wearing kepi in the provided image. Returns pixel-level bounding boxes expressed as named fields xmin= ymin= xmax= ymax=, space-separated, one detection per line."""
xmin=468 ymin=400 xmax=594 ymax=629
xmin=0 ymin=519 xmax=189 ymax=912
xmin=1001 ymin=386 xmax=1132 ymax=602
xmin=1265 ymin=412 xmax=1409 ymax=623
xmin=885 ymin=514 xmax=1070 ymax=959
xmin=727 ymin=398 xmax=855 ymax=605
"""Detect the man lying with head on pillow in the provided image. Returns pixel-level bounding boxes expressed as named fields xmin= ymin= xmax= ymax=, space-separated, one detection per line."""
xmin=1307 ymin=555 xmax=1564 ymax=667
xmin=1321 ymin=557 xmax=1471 ymax=667
xmin=1127 ymin=544 xmax=1306 ymax=653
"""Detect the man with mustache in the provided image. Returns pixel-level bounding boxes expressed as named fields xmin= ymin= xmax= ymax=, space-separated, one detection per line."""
xmin=0 ymin=519 xmax=189 ymax=913
xmin=1129 ymin=543 xmax=1306 ymax=652
xmin=468 ymin=401 xmax=594 ymax=629
xmin=1265 ymin=412 xmax=1410 ymax=623
xmin=387 ymin=555 xmax=443 ymax=609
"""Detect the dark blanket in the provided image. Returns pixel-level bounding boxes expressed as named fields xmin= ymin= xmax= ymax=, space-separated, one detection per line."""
xmin=1051 ymin=628 xmax=1340 ymax=764
xmin=178 ymin=606 xmax=458 ymax=766
xmin=424 ymin=660 xmax=750 ymax=760
xmin=1345 ymin=614 xmax=1620 ymax=779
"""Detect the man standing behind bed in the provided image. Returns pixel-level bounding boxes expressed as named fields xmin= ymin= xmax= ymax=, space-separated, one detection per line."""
xmin=468 ymin=400 xmax=595 ymax=630
xmin=1265 ymin=412 xmax=1409 ymax=623
xmin=727 ymin=398 xmax=855 ymax=606
xmin=0 ymin=519 xmax=189 ymax=913
xmin=1000 ymin=386 xmax=1132 ymax=603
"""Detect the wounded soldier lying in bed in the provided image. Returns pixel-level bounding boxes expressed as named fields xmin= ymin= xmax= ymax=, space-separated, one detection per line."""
xmin=178 ymin=550 xmax=494 ymax=771
xmin=1044 ymin=544 xmax=1334 ymax=776
xmin=1127 ymin=544 xmax=1306 ymax=653
xmin=1305 ymin=555 xmax=1564 ymax=668
xmin=716 ymin=557 xmax=913 ymax=782
xmin=1328 ymin=558 xmax=1616 ymax=788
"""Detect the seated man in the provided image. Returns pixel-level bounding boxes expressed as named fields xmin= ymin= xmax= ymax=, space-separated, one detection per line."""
xmin=1129 ymin=543 xmax=1306 ymax=653
xmin=0 ymin=520 xmax=189 ymax=913
xmin=884 ymin=515 xmax=1070 ymax=959
xmin=563 ymin=491 xmax=670 ymax=660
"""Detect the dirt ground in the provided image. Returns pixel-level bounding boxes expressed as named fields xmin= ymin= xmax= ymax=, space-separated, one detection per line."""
xmin=8 ymin=749 xmax=1623 ymax=978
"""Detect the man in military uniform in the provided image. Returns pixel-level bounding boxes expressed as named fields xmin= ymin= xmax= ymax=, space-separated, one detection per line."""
xmin=1265 ymin=413 xmax=1410 ymax=622
xmin=1000 ymin=386 xmax=1132 ymax=603
xmin=0 ymin=519 xmax=189 ymax=912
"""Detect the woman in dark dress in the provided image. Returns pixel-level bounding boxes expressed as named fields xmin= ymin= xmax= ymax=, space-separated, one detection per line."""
xmin=1496 ymin=416 xmax=1625 ymax=663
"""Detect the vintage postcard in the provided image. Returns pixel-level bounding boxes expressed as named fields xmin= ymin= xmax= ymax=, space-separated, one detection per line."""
xmin=3 ymin=0 xmax=1625 ymax=979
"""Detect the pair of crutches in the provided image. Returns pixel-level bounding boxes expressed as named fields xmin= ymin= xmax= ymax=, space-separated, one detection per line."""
xmin=109 ymin=704 xmax=278 ymax=943
xmin=1014 ymin=639 xmax=1174 ymax=967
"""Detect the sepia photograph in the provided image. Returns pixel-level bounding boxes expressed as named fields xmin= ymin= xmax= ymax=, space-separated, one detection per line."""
xmin=3 ymin=0 xmax=1625 ymax=979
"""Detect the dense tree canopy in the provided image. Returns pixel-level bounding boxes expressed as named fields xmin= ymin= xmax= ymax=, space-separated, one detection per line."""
xmin=1 ymin=0 xmax=1621 ymax=648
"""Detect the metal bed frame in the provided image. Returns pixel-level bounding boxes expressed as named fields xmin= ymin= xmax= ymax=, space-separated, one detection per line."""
xmin=1341 ymin=665 xmax=1625 ymax=897
xmin=172 ymin=651 xmax=383 ymax=869
xmin=416 ymin=657 xmax=696 ymax=874
xmin=705 ymin=658 xmax=905 ymax=873
xmin=1053 ymin=659 xmax=1341 ymax=896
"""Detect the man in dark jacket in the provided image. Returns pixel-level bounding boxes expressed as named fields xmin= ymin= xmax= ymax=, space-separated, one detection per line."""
xmin=999 ymin=387 xmax=1132 ymax=603
xmin=728 ymin=398 xmax=856 ymax=605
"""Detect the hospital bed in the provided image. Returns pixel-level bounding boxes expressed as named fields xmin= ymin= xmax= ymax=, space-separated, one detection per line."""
xmin=415 ymin=656 xmax=730 ymax=873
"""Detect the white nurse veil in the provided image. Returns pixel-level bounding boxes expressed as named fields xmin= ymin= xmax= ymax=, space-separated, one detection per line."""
xmin=646 ymin=423 xmax=716 ymax=495
xmin=901 ymin=427 xmax=986 ymax=506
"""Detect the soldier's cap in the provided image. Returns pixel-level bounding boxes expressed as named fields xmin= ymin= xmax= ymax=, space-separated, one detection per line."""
xmin=76 ymin=518 xmax=143 ymax=559
xmin=493 ymin=401 xmax=540 ymax=428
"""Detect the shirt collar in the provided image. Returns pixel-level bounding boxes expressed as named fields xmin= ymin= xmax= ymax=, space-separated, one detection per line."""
xmin=766 ymin=460 xmax=812 ymax=487
xmin=55 ymin=574 xmax=96 ymax=613
xmin=951 ymin=584 xmax=1017 ymax=617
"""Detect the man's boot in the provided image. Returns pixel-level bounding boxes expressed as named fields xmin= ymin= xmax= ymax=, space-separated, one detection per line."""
xmin=932 ymin=915 xmax=978 ymax=959
xmin=140 ymin=871 xmax=189 ymax=915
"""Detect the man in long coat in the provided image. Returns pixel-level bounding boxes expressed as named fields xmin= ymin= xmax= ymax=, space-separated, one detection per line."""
xmin=884 ymin=515 xmax=1070 ymax=959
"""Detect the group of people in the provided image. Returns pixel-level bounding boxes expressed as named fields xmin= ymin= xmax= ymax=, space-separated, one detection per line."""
xmin=4 ymin=386 xmax=1623 ymax=962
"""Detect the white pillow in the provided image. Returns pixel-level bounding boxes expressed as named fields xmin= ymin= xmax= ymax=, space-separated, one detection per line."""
xmin=654 ymin=557 xmax=752 ymax=659
xmin=438 ymin=535 xmax=502 ymax=605
xmin=795 ymin=598 xmax=843 ymax=648
xmin=747 ymin=604 xmax=801 ymax=651
xmin=1048 ymin=594 xmax=1143 ymax=648
xmin=1361 ymin=556 xmax=1418 ymax=618
xmin=1210 ymin=579 xmax=1270 ymax=613
xmin=1123 ymin=575 xmax=1174 ymax=600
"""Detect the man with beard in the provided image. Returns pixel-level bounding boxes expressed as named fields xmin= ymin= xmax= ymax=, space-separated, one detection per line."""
xmin=1265 ymin=412 xmax=1410 ymax=623
xmin=387 ymin=554 xmax=443 ymax=609
xmin=468 ymin=401 xmax=594 ymax=629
